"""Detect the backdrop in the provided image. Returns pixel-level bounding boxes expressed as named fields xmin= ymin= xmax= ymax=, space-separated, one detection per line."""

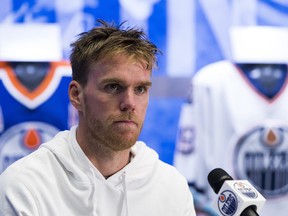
xmin=1 ymin=0 xmax=288 ymax=164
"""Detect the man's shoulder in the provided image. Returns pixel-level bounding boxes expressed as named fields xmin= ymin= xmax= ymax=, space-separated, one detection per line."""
xmin=134 ymin=141 xmax=187 ymax=181
xmin=0 ymin=147 xmax=53 ymax=185
xmin=156 ymin=160 xmax=188 ymax=183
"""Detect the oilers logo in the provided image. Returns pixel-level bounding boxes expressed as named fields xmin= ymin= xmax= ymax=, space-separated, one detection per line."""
xmin=0 ymin=122 xmax=59 ymax=173
xmin=217 ymin=190 xmax=238 ymax=216
xmin=233 ymin=122 xmax=288 ymax=199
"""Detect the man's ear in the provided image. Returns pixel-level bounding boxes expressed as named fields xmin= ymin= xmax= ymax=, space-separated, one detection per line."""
xmin=68 ymin=80 xmax=83 ymax=111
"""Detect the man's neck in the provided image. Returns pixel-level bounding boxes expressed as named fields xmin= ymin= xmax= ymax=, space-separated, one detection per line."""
xmin=89 ymin=148 xmax=131 ymax=179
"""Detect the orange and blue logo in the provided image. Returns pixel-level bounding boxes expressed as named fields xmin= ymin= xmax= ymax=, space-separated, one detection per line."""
xmin=218 ymin=190 xmax=238 ymax=216
xmin=233 ymin=123 xmax=288 ymax=199
xmin=0 ymin=122 xmax=58 ymax=173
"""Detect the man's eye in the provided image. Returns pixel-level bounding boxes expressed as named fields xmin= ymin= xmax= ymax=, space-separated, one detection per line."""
xmin=135 ymin=86 xmax=147 ymax=94
xmin=105 ymin=84 xmax=120 ymax=93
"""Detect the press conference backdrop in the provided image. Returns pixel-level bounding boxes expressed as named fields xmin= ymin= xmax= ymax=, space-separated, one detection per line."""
xmin=0 ymin=0 xmax=288 ymax=164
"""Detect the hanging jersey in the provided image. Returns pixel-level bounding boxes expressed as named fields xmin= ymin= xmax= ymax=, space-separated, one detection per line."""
xmin=174 ymin=60 xmax=288 ymax=216
xmin=174 ymin=79 xmax=198 ymax=183
xmin=0 ymin=61 xmax=78 ymax=173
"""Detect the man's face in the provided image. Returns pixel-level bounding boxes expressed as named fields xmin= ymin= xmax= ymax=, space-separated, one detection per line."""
xmin=76 ymin=55 xmax=152 ymax=151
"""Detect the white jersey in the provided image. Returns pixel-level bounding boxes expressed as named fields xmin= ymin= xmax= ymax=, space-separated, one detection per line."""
xmin=174 ymin=60 xmax=288 ymax=216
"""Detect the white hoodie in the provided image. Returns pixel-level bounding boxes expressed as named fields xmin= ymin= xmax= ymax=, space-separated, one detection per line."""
xmin=0 ymin=126 xmax=196 ymax=216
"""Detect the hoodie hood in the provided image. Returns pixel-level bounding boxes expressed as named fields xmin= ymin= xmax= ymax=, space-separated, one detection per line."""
xmin=41 ymin=126 xmax=159 ymax=186
xmin=40 ymin=126 xmax=159 ymax=216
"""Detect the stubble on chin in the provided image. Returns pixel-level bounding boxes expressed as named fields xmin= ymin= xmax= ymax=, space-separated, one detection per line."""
xmin=87 ymin=116 xmax=142 ymax=154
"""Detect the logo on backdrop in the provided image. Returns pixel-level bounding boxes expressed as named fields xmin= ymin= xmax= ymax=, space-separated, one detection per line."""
xmin=233 ymin=122 xmax=288 ymax=199
xmin=0 ymin=122 xmax=58 ymax=173
xmin=176 ymin=126 xmax=195 ymax=154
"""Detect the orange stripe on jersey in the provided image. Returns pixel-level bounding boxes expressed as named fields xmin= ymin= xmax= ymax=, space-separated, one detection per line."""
xmin=1 ymin=61 xmax=70 ymax=100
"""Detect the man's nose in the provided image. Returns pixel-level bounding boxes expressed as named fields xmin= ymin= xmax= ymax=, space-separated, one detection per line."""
xmin=119 ymin=89 xmax=136 ymax=112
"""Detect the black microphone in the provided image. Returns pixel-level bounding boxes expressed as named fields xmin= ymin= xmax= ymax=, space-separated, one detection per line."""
xmin=207 ymin=168 xmax=266 ymax=216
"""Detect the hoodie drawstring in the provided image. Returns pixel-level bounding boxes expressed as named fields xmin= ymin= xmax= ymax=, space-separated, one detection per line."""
xmin=90 ymin=169 xmax=129 ymax=216
xmin=121 ymin=171 xmax=129 ymax=216
xmin=90 ymin=167 xmax=98 ymax=216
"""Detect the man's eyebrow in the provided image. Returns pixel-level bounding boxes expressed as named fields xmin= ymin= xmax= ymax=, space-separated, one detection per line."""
xmin=140 ymin=81 xmax=152 ymax=87
xmin=100 ymin=78 xmax=124 ymax=84
xmin=101 ymin=78 xmax=152 ymax=87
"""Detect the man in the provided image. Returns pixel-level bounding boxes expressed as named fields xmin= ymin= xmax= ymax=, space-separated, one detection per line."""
xmin=0 ymin=20 xmax=196 ymax=216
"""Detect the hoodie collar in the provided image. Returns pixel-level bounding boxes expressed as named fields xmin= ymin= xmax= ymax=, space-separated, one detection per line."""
xmin=42 ymin=125 xmax=159 ymax=186
xmin=69 ymin=125 xmax=159 ymax=186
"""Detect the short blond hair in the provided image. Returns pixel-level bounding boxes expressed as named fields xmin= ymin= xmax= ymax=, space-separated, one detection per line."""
xmin=70 ymin=19 xmax=161 ymax=85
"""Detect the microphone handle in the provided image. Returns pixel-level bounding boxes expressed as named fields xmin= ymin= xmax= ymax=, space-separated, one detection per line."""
xmin=240 ymin=206 xmax=259 ymax=216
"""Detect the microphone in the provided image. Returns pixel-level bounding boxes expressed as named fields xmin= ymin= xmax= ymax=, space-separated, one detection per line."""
xmin=207 ymin=168 xmax=266 ymax=216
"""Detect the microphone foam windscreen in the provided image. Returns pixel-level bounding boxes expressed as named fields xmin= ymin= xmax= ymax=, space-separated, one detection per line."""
xmin=207 ymin=168 xmax=233 ymax=194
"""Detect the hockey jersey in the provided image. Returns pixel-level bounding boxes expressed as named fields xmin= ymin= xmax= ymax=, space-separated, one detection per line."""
xmin=0 ymin=61 xmax=77 ymax=173
xmin=174 ymin=60 xmax=288 ymax=216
